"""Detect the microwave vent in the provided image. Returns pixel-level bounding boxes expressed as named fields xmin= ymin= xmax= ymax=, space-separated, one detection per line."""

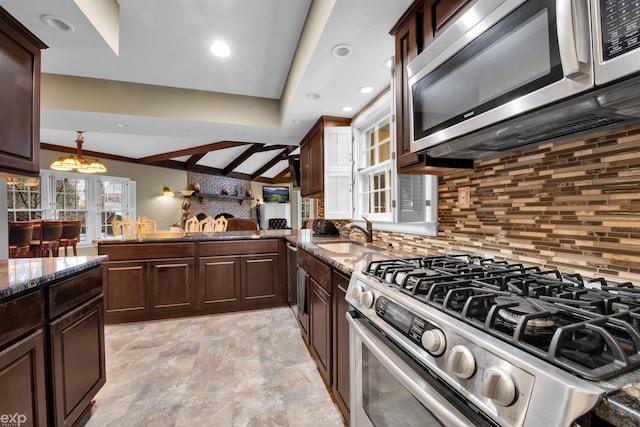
xmin=480 ymin=114 xmax=625 ymax=151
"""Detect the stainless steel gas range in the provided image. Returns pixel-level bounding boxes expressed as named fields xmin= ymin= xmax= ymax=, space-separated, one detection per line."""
xmin=346 ymin=254 xmax=640 ymax=427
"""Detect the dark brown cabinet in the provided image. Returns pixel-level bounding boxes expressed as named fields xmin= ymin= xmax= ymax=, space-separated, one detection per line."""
xmin=103 ymin=260 xmax=149 ymax=316
xmin=100 ymin=239 xmax=287 ymax=323
xmin=298 ymin=248 xmax=334 ymax=386
xmin=199 ymin=256 xmax=241 ymax=305
xmin=0 ymin=7 xmax=46 ymax=177
xmin=299 ymin=116 xmax=351 ymax=198
xmin=48 ymin=295 xmax=105 ymax=427
xmin=332 ymin=270 xmax=350 ymax=421
xmin=310 ymin=278 xmax=332 ymax=384
xmin=198 ymin=239 xmax=284 ymax=312
xmin=0 ymin=265 xmax=105 ymax=427
xmin=391 ymin=0 xmax=473 ymax=174
xmin=149 ymin=258 xmax=195 ymax=312
xmin=243 ymin=254 xmax=279 ymax=301
xmin=0 ymin=331 xmax=47 ymax=426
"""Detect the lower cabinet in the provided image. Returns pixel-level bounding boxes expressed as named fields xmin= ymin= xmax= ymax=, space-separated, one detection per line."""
xmin=49 ymin=295 xmax=106 ymax=427
xmin=199 ymin=256 xmax=241 ymax=305
xmin=298 ymin=248 xmax=352 ymax=424
xmin=0 ymin=265 xmax=105 ymax=427
xmin=0 ymin=331 xmax=47 ymax=426
xmin=149 ymin=258 xmax=195 ymax=311
xmin=103 ymin=260 xmax=149 ymax=315
xmin=310 ymin=278 xmax=332 ymax=384
xmin=332 ymin=270 xmax=350 ymax=421
xmin=99 ymin=239 xmax=287 ymax=322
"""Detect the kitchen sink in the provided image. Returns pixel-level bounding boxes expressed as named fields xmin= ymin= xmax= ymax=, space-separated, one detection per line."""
xmin=316 ymin=242 xmax=383 ymax=254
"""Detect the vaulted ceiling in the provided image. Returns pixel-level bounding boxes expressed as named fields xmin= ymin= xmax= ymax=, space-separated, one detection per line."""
xmin=1 ymin=0 xmax=412 ymax=182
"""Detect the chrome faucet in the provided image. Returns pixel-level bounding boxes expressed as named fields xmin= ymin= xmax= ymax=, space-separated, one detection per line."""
xmin=345 ymin=216 xmax=373 ymax=243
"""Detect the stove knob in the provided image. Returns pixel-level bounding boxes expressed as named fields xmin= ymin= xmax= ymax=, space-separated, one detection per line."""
xmin=421 ymin=329 xmax=446 ymax=356
xmin=481 ymin=366 xmax=517 ymax=407
xmin=359 ymin=291 xmax=375 ymax=308
xmin=446 ymin=345 xmax=475 ymax=379
xmin=350 ymin=285 xmax=365 ymax=301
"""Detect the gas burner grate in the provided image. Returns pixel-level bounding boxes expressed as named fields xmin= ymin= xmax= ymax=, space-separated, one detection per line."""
xmin=360 ymin=254 xmax=640 ymax=380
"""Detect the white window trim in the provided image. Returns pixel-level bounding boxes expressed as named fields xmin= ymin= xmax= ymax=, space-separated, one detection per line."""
xmin=351 ymin=90 xmax=439 ymax=236
xmin=9 ymin=170 xmax=136 ymax=246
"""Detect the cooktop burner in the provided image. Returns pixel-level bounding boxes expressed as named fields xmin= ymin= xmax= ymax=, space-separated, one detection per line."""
xmin=362 ymin=255 xmax=640 ymax=381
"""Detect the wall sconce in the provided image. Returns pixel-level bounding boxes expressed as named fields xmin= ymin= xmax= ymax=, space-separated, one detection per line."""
xmin=162 ymin=187 xmax=175 ymax=197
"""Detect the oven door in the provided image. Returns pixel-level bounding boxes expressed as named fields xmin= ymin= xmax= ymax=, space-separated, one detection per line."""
xmin=348 ymin=313 xmax=496 ymax=427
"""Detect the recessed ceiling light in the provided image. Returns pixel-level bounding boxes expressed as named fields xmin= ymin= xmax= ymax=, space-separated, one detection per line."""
xmin=286 ymin=136 xmax=298 ymax=140
xmin=360 ymin=86 xmax=373 ymax=94
xmin=234 ymin=132 xmax=246 ymax=137
xmin=342 ymin=106 xmax=353 ymax=112
xmin=180 ymin=128 xmax=191 ymax=133
xmin=117 ymin=122 xmax=131 ymax=128
xmin=331 ymin=44 xmax=353 ymax=59
xmin=292 ymin=119 xmax=303 ymax=124
xmin=306 ymin=92 xmax=321 ymax=100
xmin=210 ymin=40 xmax=231 ymax=57
xmin=41 ymin=15 xmax=75 ymax=33
xmin=384 ymin=57 xmax=394 ymax=68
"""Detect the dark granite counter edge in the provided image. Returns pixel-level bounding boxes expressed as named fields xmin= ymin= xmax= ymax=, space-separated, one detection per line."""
xmin=0 ymin=256 xmax=108 ymax=300
xmin=595 ymin=384 xmax=640 ymax=426
xmin=96 ymin=230 xmax=290 ymax=244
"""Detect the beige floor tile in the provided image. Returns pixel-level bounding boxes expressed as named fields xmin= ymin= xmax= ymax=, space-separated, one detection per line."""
xmin=86 ymin=307 xmax=345 ymax=427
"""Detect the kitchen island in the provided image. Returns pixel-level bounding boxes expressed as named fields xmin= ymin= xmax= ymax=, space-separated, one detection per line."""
xmin=0 ymin=256 xmax=107 ymax=426
xmin=97 ymin=230 xmax=293 ymax=323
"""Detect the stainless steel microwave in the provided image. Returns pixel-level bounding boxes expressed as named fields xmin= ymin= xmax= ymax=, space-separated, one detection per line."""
xmin=408 ymin=0 xmax=640 ymax=160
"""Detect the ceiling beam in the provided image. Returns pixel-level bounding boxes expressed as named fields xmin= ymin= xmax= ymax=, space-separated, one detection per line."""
xmin=221 ymin=144 xmax=262 ymax=175
xmin=41 ymin=142 xmax=137 ymax=163
xmin=137 ymin=140 xmax=253 ymax=164
xmin=250 ymin=149 xmax=289 ymax=179
xmin=185 ymin=153 xmax=207 ymax=170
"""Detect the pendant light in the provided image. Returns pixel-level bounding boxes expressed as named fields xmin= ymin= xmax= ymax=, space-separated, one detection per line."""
xmin=50 ymin=131 xmax=107 ymax=173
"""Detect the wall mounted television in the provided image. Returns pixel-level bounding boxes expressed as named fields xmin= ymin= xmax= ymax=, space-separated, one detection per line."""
xmin=262 ymin=186 xmax=290 ymax=203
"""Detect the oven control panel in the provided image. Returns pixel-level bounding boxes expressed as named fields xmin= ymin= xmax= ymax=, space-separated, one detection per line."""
xmin=374 ymin=296 xmax=447 ymax=355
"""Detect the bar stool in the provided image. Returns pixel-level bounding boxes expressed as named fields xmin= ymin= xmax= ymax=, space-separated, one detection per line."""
xmin=8 ymin=221 xmax=33 ymax=258
xmin=59 ymin=220 xmax=82 ymax=256
xmin=30 ymin=220 xmax=63 ymax=257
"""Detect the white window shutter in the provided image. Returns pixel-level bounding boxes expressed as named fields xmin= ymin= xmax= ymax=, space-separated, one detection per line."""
xmin=324 ymin=126 xmax=352 ymax=219
xmin=127 ymin=180 xmax=137 ymax=220
xmin=398 ymin=174 xmax=426 ymax=223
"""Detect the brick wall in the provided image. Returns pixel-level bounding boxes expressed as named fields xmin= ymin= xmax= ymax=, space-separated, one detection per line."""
xmin=187 ymin=172 xmax=253 ymax=219
xmin=375 ymin=126 xmax=640 ymax=282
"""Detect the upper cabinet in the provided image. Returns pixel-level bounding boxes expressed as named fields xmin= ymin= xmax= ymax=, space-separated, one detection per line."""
xmin=0 ymin=7 xmax=46 ymax=178
xmin=390 ymin=0 xmax=473 ymax=175
xmin=299 ymin=116 xmax=351 ymax=198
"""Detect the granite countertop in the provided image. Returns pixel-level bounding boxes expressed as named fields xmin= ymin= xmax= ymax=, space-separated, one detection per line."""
xmin=96 ymin=229 xmax=291 ymax=244
xmin=0 ymin=255 xmax=108 ymax=299
xmin=596 ymin=381 xmax=640 ymax=426
xmin=286 ymin=231 xmax=414 ymax=278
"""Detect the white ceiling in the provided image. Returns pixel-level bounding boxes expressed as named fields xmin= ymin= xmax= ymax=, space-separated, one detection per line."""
xmin=0 ymin=0 xmax=412 ymax=180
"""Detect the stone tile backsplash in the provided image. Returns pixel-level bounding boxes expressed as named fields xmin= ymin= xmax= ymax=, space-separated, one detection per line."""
xmin=376 ymin=125 xmax=640 ymax=282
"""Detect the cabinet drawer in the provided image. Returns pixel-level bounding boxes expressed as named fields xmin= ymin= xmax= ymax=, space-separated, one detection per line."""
xmin=48 ymin=267 xmax=103 ymax=318
xmin=298 ymin=249 xmax=331 ymax=293
xmin=99 ymin=242 xmax=194 ymax=261
xmin=0 ymin=290 xmax=43 ymax=347
xmin=199 ymin=240 xmax=279 ymax=256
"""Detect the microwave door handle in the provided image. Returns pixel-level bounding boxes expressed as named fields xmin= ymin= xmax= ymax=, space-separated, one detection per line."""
xmin=556 ymin=0 xmax=590 ymax=78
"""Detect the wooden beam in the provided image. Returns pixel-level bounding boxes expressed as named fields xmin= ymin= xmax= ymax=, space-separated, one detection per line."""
xmin=41 ymin=142 xmax=137 ymax=163
xmin=185 ymin=153 xmax=207 ymax=169
xmin=137 ymin=140 xmax=253 ymax=163
xmin=251 ymin=150 xmax=288 ymax=179
xmin=222 ymin=144 xmax=262 ymax=175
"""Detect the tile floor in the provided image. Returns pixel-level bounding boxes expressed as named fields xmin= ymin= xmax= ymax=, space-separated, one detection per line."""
xmin=86 ymin=307 xmax=346 ymax=427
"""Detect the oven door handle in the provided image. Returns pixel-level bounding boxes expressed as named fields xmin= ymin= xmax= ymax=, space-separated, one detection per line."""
xmin=348 ymin=314 xmax=477 ymax=427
